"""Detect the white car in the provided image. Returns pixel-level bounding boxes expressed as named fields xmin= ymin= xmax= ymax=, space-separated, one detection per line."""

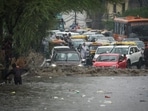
xmin=93 ymin=46 xmax=114 ymax=62
xmin=110 ymin=45 xmax=143 ymax=69
xmin=51 ymin=46 xmax=70 ymax=58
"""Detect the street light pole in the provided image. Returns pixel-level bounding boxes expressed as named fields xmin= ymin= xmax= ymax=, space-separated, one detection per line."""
xmin=74 ymin=11 xmax=77 ymax=25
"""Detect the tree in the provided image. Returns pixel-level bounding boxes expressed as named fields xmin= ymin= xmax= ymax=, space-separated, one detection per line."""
xmin=0 ymin=0 xmax=123 ymax=69
xmin=122 ymin=7 xmax=148 ymax=18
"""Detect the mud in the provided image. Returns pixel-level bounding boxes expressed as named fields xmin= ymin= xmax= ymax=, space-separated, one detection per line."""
xmin=25 ymin=51 xmax=148 ymax=78
xmin=0 ymin=51 xmax=148 ymax=111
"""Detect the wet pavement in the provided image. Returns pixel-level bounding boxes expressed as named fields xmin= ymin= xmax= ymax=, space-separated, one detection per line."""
xmin=0 ymin=75 xmax=148 ymax=111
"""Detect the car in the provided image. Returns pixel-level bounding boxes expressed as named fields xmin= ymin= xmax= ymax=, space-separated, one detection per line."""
xmin=83 ymin=31 xmax=98 ymax=37
xmin=93 ymin=53 xmax=127 ymax=68
xmin=85 ymin=42 xmax=102 ymax=58
xmin=71 ymin=39 xmax=86 ymax=49
xmin=123 ymin=38 xmax=145 ymax=50
xmin=70 ymin=35 xmax=88 ymax=41
xmin=48 ymin=48 xmax=85 ymax=67
xmin=50 ymin=46 xmax=70 ymax=58
xmin=87 ymin=34 xmax=105 ymax=42
xmin=93 ymin=46 xmax=114 ymax=62
xmin=134 ymin=40 xmax=145 ymax=50
xmin=110 ymin=45 xmax=143 ymax=69
xmin=105 ymin=36 xmax=116 ymax=43
xmin=55 ymin=31 xmax=79 ymax=38
xmin=96 ymin=39 xmax=111 ymax=44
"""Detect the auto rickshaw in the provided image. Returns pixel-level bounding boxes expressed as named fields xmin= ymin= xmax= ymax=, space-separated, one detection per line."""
xmin=113 ymin=41 xmax=136 ymax=46
xmin=71 ymin=35 xmax=88 ymax=41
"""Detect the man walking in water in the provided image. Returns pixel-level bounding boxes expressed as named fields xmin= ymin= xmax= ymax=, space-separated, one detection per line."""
xmin=80 ymin=43 xmax=87 ymax=59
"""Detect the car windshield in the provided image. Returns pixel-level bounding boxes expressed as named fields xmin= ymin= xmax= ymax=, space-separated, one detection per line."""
xmin=96 ymin=47 xmax=113 ymax=54
xmin=72 ymin=41 xmax=84 ymax=48
xmin=88 ymin=34 xmax=104 ymax=41
xmin=106 ymin=37 xmax=115 ymax=42
xmin=89 ymin=45 xmax=99 ymax=50
xmin=97 ymin=55 xmax=118 ymax=62
xmin=135 ymin=41 xmax=145 ymax=49
xmin=111 ymin=47 xmax=128 ymax=54
xmin=55 ymin=52 xmax=80 ymax=61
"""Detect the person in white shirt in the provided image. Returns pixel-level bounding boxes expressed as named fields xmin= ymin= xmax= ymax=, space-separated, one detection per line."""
xmin=80 ymin=43 xmax=87 ymax=59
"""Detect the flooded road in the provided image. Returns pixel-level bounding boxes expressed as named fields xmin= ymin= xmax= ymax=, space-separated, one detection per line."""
xmin=0 ymin=74 xmax=148 ymax=111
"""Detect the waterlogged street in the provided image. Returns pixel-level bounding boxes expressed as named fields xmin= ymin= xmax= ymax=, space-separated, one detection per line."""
xmin=0 ymin=71 xmax=148 ymax=111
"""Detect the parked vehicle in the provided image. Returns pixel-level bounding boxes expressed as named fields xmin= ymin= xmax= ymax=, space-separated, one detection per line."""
xmin=85 ymin=42 xmax=102 ymax=58
xmin=93 ymin=53 xmax=127 ymax=68
xmin=93 ymin=46 xmax=114 ymax=62
xmin=87 ymin=34 xmax=105 ymax=42
xmin=50 ymin=46 xmax=70 ymax=58
xmin=71 ymin=39 xmax=86 ymax=49
xmin=113 ymin=41 xmax=136 ymax=46
xmin=48 ymin=48 xmax=85 ymax=67
xmin=110 ymin=45 xmax=143 ymax=69
xmin=123 ymin=38 xmax=145 ymax=50
xmin=70 ymin=35 xmax=88 ymax=41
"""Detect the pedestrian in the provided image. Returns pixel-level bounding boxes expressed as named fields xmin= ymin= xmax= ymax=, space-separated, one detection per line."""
xmin=80 ymin=43 xmax=87 ymax=59
xmin=77 ymin=44 xmax=82 ymax=52
xmin=5 ymin=63 xmax=22 ymax=85
xmin=144 ymin=43 xmax=148 ymax=68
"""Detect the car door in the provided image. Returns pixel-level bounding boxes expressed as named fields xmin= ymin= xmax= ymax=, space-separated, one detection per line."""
xmin=129 ymin=47 xmax=136 ymax=64
xmin=118 ymin=55 xmax=127 ymax=68
xmin=133 ymin=46 xmax=141 ymax=63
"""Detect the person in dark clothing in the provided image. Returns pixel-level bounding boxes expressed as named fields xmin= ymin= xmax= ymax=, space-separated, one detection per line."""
xmin=144 ymin=44 xmax=148 ymax=68
xmin=6 ymin=63 xmax=22 ymax=85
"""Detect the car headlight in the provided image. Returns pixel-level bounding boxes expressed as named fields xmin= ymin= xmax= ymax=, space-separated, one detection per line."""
xmin=78 ymin=64 xmax=83 ymax=67
xmin=51 ymin=64 xmax=56 ymax=67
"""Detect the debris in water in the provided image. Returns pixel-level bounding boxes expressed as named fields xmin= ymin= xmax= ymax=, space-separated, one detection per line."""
xmin=105 ymin=96 xmax=110 ymax=98
xmin=104 ymin=100 xmax=112 ymax=104
xmin=100 ymin=104 xmax=106 ymax=107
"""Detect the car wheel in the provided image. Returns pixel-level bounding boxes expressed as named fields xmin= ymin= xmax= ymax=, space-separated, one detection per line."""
xmin=127 ymin=60 xmax=131 ymax=68
xmin=137 ymin=58 xmax=142 ymax=69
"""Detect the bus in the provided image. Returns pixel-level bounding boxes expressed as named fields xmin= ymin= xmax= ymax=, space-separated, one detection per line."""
xmin=113 ymin=16 xmax=148 ymax=46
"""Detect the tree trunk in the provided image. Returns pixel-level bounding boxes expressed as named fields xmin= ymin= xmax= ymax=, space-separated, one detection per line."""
xmin=91 ymin=12 xmax=104 ymax=29
xmin=0 ymin=17 xmax=3 ymax=45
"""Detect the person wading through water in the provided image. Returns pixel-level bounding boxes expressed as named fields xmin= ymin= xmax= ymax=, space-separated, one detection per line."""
xmin=144 ymin=44 xmax=148 ymax=68
xmin=5 ymin=63 xmax=22 ymax=85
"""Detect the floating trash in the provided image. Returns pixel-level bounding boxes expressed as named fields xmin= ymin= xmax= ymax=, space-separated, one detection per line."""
xmin=97 ymin=90 xmax=104 ymax=93
xmin=75 ymin=90 xmax=80 ymax=93
xmin=36 ymin=76 xmax=41 ymax=78
xmin=100 ymin=104 xmax=106 ymax=107
xmin=104 ymin=100 xmax=112 ymax=104
xmin=11 ymin=91 xmax=16 ymax=94
xmin=81 ymin=94 xmax=86 ymax=97
xmin=53 ymin=96 xmax=58 ymax=99
xmin=49 ymin=76 xmax=52 ymax=79
xmin=105 ymin=96 xmax=110 ymax=98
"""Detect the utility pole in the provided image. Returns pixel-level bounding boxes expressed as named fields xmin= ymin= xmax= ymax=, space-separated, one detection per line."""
xmin=74 ymin=11 xmax=77 ymax=25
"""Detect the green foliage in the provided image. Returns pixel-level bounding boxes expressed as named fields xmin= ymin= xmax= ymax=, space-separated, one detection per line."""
xmin=0 ymin=0 xmax=122 ymax=56
xmin=122 ymin=7 xmax=148 ymax=18
xmin=102 ymin=20 xmax=114 ymax=31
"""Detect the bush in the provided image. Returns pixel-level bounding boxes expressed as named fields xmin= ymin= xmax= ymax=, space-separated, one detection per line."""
xmin=122 ymin=7 xmax=148 ymax=18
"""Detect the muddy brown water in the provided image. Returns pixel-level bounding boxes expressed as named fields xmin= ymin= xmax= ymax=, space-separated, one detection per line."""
xmin=0 ymin=67 xmax=148 ymax=111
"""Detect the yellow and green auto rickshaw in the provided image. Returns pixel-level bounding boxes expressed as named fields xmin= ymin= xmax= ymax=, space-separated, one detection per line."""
xmin=71 ymin=35 xmax=88 ymax=41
